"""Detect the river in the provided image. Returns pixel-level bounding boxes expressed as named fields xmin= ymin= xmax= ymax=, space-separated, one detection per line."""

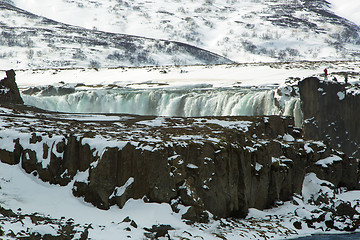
xmin=296 ymin=233 xmax=360 ymax=239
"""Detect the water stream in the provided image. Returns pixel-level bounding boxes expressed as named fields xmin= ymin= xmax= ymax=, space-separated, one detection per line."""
xmin=21 ymin=86 xmax=303 ymax=126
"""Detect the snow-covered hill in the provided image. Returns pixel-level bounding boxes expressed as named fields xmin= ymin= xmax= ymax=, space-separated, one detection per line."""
xmin=5 ymin=0 xmax=360 ymax=67
xmin=327 ymin=0 xmax=360 ymax=26
xmin=0 ymin=2 xmax=232 ymax=70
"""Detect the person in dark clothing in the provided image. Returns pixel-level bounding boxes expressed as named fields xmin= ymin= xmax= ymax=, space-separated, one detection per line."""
xmin=324 ymin=68 xmax=328 ymax=80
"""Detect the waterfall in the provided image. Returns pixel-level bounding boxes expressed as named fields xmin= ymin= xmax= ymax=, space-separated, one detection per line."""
xmin=21 ymin=86 xmax=302 ymax=126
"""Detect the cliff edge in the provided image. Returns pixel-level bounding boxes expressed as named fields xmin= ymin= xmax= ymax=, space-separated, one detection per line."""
xmin=299 ymin=77 xmax=360 ymax=159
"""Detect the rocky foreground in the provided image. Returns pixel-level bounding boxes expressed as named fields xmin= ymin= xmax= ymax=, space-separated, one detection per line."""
xmin=0 ymin=72 xmax=360 ymax=239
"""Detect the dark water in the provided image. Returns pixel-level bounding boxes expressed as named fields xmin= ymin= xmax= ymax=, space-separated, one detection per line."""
xmin=295 ymin=233 xmax=360 ymax=239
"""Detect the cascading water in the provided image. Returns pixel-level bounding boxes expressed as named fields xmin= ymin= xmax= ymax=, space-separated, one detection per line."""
xmin=21 ymin=85 xmax=303 ymax=127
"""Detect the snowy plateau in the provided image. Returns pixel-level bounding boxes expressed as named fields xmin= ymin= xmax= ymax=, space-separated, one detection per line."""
xmin=0 ymin=0 xmax=360 ymax=240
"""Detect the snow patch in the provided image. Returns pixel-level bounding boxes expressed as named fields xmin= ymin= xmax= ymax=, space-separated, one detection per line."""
xmin=337 ymin=91 xmax=345 ymax=100
xmin=110 ymin=177 xmax=135 ymax=198
xmin=315 ymin=154 xmax=343 ymax=168
xmin=283 ymin=134 xmax=295 ymax=142
xmin=186 ymin=164 xmax=199 ymax=169
xmin=255 ymin=162 xmax=263 ymax=172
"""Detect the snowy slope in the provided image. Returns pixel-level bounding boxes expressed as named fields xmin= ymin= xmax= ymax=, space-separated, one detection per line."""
xmin=0 ymin=2 xmax=232 ymax=69
xmin=327 ymin=0 xmax=360 ymax=25
xmin=7 ymin=0 xmax=360 ymax=65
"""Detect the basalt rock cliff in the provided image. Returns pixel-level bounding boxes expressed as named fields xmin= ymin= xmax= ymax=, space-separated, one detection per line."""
xmin=299 ymin=77 xmax=360 ymax=159
xmin=0 ymin=72 xmax=359 ymax=226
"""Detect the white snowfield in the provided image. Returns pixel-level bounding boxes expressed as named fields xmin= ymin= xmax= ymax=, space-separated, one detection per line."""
xmin=328 ymin=0 xmax=360 ymax=25
xmin=10 ymin=61 xmax=360 ymax=89
xmin=8 ymin=0 xmax=360 ymax=63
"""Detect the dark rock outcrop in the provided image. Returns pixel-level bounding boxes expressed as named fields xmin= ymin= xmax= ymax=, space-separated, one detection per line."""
xmin=0 ymin=104 xmax=358 ymax=222
xmin=0 ymin=70 xmax=24 ymax=105
xmin=299 ymin=77 xmax=360 ymax=160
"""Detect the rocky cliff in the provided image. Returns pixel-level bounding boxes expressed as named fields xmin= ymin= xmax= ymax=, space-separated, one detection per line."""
xmin=299 ymin=77 xmax=360 ymax=160
xmin=0 ymin=104 xmax=358 ymax=224
xmin=0 ymin=71 xmax=360 ymax=230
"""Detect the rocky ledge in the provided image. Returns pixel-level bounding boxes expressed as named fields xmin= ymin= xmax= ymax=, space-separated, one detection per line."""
xmin=0 ymin=104 xmax=359 ymax=225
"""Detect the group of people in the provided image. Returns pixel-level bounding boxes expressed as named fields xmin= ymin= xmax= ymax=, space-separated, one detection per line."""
xmin=323 ymin=68 xmax=348 ymax=84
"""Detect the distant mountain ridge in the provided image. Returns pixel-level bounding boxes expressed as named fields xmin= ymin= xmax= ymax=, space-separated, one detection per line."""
xmin=1 ymin=0 xmax=360 ymax=69
xmin=0 ymin=2 xmax=233 ymax=69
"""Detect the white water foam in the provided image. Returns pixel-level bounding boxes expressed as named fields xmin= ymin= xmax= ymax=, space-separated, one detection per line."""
xmin=22 ymin=87 xmax=302 ymax=127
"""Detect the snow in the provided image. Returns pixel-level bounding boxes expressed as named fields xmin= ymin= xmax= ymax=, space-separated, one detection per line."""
xmin=315 ymin=154 xmax=343 ymax=168
xmin=81 ymin=135 xmax=128 ymax=157
xmin=137 ymin=118 xmax=165 ymax=127
xmin=0 ymin=162 xmax=215 ymax=239
xmin=1 ymin=2 xmax=360 ymax=237
xmin=302 ymin=173 xmax=334 ymax=204
xmin=255 ymin=162 xmax=263 ymax=172
xmin=283 ymin=134 xmax=295 ymax=142
xmin=186 ymin=164 xmax=199 ymax=169
xmin=304 ymin=143 xmax=314 ymax=154
xmin=272 ymin=156 xmax=292 ymax=168
xmin=327 ymin=0 xmax=360 ymax=25
xmin=15 ymin=62 xmax=360 ymax=93
xmin=5 ymin=0 xmax=360 ymax=69
xmin=110 ymin=177 xmax=135 ymax=198
xmin=337 ymin=91 xmax=345 ymax=100
xmin=0 ymin=113 xmax=359 ymax=239
xmin=195 ymin=118 xmax=253 ymax=132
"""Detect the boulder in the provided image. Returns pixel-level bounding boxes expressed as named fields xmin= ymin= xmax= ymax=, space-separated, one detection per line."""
xmin=0 ymin=69 xmax=24 ymax=105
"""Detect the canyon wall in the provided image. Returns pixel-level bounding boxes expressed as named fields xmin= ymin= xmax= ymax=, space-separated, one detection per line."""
xmin=0 ymin=105 xmax=358 ymax=222
xmin=0 ymin=72 xmax=359 ymax=223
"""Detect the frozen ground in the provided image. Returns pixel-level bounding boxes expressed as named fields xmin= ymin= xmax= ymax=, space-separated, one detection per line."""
xmin=10 ymin=61 xmax=360 ymax=89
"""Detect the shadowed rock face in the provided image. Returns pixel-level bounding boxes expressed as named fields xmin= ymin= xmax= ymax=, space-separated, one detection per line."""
xmin=0 ymin=103 xmax=358 ymax=222
xmin=0 ymin=69 xmax=24 ymax=105
xmin=299 ymin=77 xmax=360 ymax=160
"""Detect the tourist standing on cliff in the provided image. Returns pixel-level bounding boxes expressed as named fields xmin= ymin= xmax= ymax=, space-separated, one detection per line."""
xmin=324 ymin=68 xmax=328 ymax=80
